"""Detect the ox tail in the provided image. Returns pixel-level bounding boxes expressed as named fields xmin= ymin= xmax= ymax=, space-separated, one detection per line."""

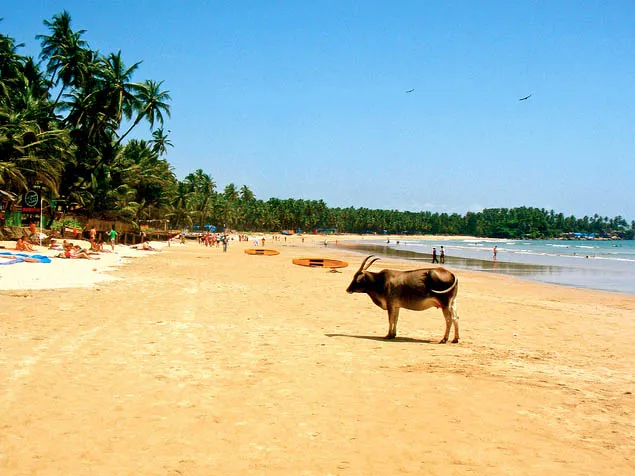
xmin=430 ymin=275 xmax=458 ymax=295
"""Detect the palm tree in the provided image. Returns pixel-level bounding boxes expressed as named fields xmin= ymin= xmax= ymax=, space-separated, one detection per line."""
xmin=223 ymin=183 xmax=239 ymax=202
xmin=116 ymin=79 xmax=171 ymax=145
xmin=36 ymin=10 xmax=89 ymax=107
xmin=149 ymin=127 xmax=173 ymax=157
xmin=239 ymin=185 xmax=255 ymax=203
xmin=184 ymin=169 xmax=216 ymax=227
xmin=1 ymin=30 xmax=27 ymax=100
xmin=0 ymin=38 xmax=68 ymax=197
xmin=94 ymin=51 xmax=142 ymax=129
xmin=168 ymin=180 xmax=193 ymax=229
xmin=220 ymin=183 xmax=240 ymax=228
xmin=0 ymin=108 xmax=69 ymax=195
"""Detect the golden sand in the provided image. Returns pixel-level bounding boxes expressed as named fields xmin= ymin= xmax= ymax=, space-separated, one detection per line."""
xmin=1 ymin=235 xmax=634 ymax=474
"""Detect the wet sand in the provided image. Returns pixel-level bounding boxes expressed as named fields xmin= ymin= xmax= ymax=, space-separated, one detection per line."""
xmin=1 ymin=238 xmax=634 ymax=475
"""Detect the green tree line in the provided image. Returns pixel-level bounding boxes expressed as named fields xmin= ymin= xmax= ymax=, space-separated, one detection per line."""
xmin=2 ymin=12 xmax=634 ymax=240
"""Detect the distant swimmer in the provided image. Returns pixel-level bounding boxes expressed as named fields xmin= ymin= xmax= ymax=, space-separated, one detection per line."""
xmin=405 ymin=89 xmax=415 ymax=93
xmin=519 ymin=94 xmax=532 ymax=101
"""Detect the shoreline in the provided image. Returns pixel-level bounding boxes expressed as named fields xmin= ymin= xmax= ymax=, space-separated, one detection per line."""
xmin=334 ymin=237 xmax=635 ymax=295
xmin=2 ymin=233 xmax=634 ymax=295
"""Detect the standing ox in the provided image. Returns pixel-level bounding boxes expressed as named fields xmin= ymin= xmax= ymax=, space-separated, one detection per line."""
xmin=346 ymin=255 xmax=460 ymax=343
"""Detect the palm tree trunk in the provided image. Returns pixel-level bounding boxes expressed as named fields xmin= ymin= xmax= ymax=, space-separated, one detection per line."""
xmin=115 ymin=114 xmax=143 ymax=146
xmin=52 ymin=84 xmax=66 ymax=109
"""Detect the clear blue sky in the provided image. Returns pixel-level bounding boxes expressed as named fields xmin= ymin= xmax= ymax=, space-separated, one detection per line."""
xmin=4 ymin=1 xmax=635 ymax=220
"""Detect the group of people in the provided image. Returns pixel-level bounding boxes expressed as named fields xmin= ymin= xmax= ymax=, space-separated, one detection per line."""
xmin=195 ymin=232 xmax=233 ymax=252
xmin=89 ymin=225 xmax=117 ymax=251
xmin=253 ymin=236 xmax=267 ymax=247
xmin=53 ymin=240 xmax=99 ymax=260
xmin=15 ymin=236 xmax=35 ymax=252
xmin=431 ymin=244 xmax=499 ymax=264
xmin=431 ymin=246 xmax=446 ymax=264
xmin=11 ymin=222 xmax=119 ymax=260
xmin=198 ymin=232 xmax=224 ymax=247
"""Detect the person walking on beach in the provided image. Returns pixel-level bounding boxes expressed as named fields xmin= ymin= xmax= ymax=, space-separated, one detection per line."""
xmin=493 ymin=245 xmax=498 ymax=260
xmin=440 ymin=246 xmax=445 ymax=264
xmin=108 ymin=225 xmax=117 ymax=251
xmin=432 ymin=247 xmax=439 ymax=264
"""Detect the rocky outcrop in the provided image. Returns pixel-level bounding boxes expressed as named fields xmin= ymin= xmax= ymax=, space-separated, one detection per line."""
xmin=0 ymin=226 xmax=27 ymax=240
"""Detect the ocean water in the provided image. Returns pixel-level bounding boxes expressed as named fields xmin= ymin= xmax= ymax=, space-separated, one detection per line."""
xmin=344 ymin=239 xmax=635 ymax=295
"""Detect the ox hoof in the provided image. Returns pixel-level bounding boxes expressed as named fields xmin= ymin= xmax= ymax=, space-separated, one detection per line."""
xmin=384 ymin=334 xmax=396 ymax=340
xmin=451 ymin=338 xmax=459 ymax=344
xmin=439 ymin=338 xmax=448 ymax=344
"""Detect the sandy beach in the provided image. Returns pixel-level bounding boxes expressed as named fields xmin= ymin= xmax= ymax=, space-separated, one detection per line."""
xmin=1 ymin=235 xmax=634 ymax=475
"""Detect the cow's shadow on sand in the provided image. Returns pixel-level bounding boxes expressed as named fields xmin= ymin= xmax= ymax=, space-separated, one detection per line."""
xmin=325 ymin=333 xmax=437 ymax=344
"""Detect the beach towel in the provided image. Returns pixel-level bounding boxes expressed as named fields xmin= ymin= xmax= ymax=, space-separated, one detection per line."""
xmin=0 ymin=256 xmax=25 ymax=265
xmin=0 ymin=252 xmax=52 ymax=264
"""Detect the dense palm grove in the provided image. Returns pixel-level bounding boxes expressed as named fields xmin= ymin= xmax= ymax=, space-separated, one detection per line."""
xmin=2 ymin=12 xmax=634 ymax=240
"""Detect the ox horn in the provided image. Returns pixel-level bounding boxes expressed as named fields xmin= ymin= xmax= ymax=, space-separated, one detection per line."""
xmin=357 ymin=255 xmax=374 ymax=273
xmin=365 ymin=257 xmax=380 ymax=270
xmin=357 ymin=255 xmax=380 ymax=273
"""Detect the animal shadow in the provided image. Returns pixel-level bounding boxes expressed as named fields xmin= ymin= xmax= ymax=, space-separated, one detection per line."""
xmin=325 ymin=333 xmax=436 ymax=344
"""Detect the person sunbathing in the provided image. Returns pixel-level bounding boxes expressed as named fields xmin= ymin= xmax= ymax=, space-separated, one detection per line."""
xmin=132 ymin=240 xmax=159 ymax=251
xmin=90 ymin=239 xmax=101 ymax=252
xmin=74 ymin=244 xmax=101 ymax=257
xmin=73 ymin=244 xmax=92 ymax=254
xmin=141 ymin=240 xmax=159 ymax=251
xmin=56 ymin=243 xmax=99 ymax=260
xmin=48 ymin=239 xmax=63 ymax=250
xmin=70 ymin=249 xmax=99 ymax=259
xmin=16 ymin=237 xmax=34 ymax=252
xmin=95 ymin=239 xmax=111 ymax=252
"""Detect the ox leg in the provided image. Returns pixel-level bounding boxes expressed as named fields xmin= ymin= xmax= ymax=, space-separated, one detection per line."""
xmin=440 ymin=307 xmax=453 ymax=343
xmin=385 ymin=307 xmax=400 ymax=339
xmin=450 ymin=298 xmax=460 ymax=343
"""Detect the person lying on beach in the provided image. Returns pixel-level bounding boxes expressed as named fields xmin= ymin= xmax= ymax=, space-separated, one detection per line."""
xmin=48 ymin=239 xmax=64 ymax=250
xmin=56 ymin=248 xmax=99 ymax=260
xmin=16 ymin=237 xmax=35 ymax=252
xmin=56 ymin=243 xmax=99 ymax=260
xmin=73 ymin=244 xmax=95 ymax=255
xmin=132 ymin=240 xmax=159 ymax=251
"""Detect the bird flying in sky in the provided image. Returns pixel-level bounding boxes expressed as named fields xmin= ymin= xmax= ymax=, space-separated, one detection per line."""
xmin=405 ymin=89 xmax=415 ymax=93
xmin=519 ymin=94 xmax=532 ymax=101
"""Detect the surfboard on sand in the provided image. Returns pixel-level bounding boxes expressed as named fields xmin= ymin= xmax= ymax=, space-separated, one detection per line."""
xmin=244 ymin=249 xmax=280 ymax=256
xmin=292 ymin=257 xmax=348 ymax=268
